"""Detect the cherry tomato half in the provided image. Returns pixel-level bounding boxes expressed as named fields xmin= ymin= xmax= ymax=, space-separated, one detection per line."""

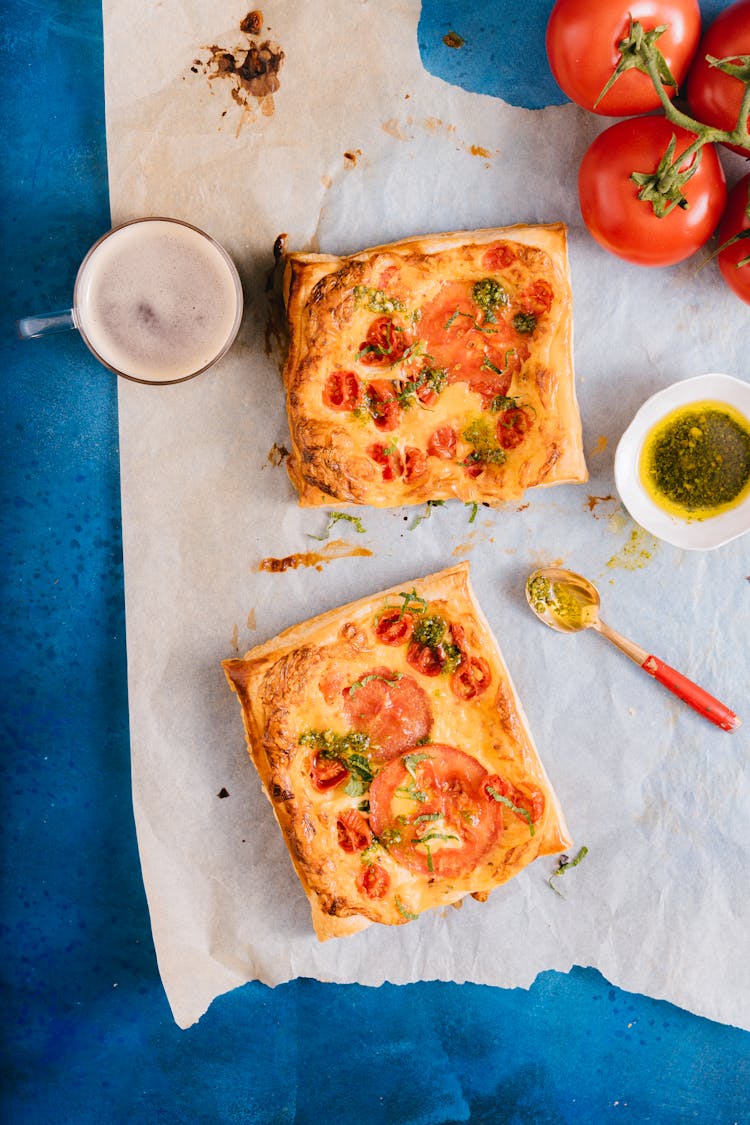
xmin=546 ymin=0 xmax=701 ymax=116
xmin=717 ymin=174 xmax=750 ymax=305
xmin=686 ymin=0 xmax=750 ymax=156
xmin=578 ymin=116 xmax=727 ymax=266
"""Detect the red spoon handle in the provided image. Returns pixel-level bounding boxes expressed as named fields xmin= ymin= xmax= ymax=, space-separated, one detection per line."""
xmin=641 ymin=656 xmax=741 ymax=732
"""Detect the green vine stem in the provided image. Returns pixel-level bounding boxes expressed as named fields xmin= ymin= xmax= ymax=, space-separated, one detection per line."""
xmin=599 ymin=20 xmax=750 ymax=216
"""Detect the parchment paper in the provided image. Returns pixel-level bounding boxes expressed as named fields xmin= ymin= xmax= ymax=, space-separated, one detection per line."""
xmin=104 ymin=1 xmax=750 ymax=1029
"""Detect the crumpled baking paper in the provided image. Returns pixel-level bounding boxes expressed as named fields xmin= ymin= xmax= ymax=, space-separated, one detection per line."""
xmin=104 ymin=0 xmax=750 ymax=1029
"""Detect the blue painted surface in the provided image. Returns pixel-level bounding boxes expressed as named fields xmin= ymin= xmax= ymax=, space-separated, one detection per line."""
xmin=1 ymin=1 xmax=749 ymax=1122
xmin=418 ymin=0 xmax=731 ymax=108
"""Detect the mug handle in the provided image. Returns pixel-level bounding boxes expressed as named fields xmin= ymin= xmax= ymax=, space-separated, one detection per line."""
xmin=16 ymin=309 xmax=76 ymax=339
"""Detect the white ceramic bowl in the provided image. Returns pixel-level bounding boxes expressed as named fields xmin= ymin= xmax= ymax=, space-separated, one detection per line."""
xmin=614 ymin=373 xmax=750 ymax=551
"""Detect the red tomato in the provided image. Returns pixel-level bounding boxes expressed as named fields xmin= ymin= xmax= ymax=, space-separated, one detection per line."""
xmin=482 ymin=243 xmax=517 ymax=271
xmin=357 ymin=862 xmax=390 ymax=899
xmin=717 ymin=174 xmax=750 ymax=305
xmin=546 ymin=0 xmax=701 ymax=116
xmin=367 ymin=442 xmax=403 ymax=481
xmin=342 ymin=668 xmax=433 ymax=760
xmin=404 ymin=446 xmax=428 ymax=482
xmin=427 ymin=425 xmax=457 ymax=459
xmin=406 ymin=642 xmax=444 ymax=677
xmin=516 ymin=280 xmax=554 ymax=316
xmin=374 ymin=608 xmax=416 ymax=646
xmin=687 ymin=0 xmax=750 ymax=156
xmin=496 ymin=407 xmax=533 ymax=450
xmin=358 ymin=316 xmax=409 ymax=366
xmin=485 ymin=775 xmax=546 ymax=827
xmin=337 ymin=808 xmax=372 ymax=853
xmin=366 ymin=380 xmax=401 ymax=431
xmin=369 ymin=745 xmax=505 ymax=879
xmin=418 ymin=282 xmax=517 ymax=396
xmin=578 ymin=116 xmax=727 ymax=266
xmin=451 ymin=657 xmax=492 ymax=701
xmin=322 ymin=370 xmax=363 ymax=411
xmin=310 ymin=752 xmax=350 ymax=792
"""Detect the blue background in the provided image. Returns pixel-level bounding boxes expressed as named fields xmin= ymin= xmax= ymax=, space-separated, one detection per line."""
xmin=2 ymin=2 xmax=748 ymax=1121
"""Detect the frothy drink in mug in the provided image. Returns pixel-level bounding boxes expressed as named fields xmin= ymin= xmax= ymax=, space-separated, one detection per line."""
xmin=73 ymin=219 xmax=243 ymax=383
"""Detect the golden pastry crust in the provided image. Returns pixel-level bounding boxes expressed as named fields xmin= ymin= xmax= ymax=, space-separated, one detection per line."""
xmin=281 ymin=225 xmax=587 ymax=508
xmin=223 ymin=562 xmax=571 ymax=940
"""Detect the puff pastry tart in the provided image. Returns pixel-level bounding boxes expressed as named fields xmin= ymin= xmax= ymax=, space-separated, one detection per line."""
xmin=223 ymin=562 xmax=571 ymax=940
xmin=281 ymin=224 xmax=587 ymax=508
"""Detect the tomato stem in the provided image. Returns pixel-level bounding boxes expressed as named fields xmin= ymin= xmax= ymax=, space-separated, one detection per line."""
xmin=602 ymin=24 xmax=750 ymax=217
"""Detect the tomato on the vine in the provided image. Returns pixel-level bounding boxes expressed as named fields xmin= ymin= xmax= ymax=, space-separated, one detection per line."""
xmin=686 ymin=0 xmax=750 ymax=156
xmin=578 ymin=117 xmax=727 ymax=266
xmin=717 ymin=174 xmax=750 ymax=305
xmin=546 ymin=0 xmax=701 ymax=116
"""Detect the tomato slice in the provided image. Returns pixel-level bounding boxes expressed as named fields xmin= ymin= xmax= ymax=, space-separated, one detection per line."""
xmin=366 ymin=380 xmax=401 ymax=431
xmin=485 ymin=774 xmax=545 ymax=827
xmin=358 ymin=316 xmax=409 ymax=366
xmin=356 ymin=862 xmax=390 ymax=899
xmin=404 ymin=446 xmax=428 ymax=482
xmin=427 ymin=425 xmax=457 ymax=459
xmin=310 ymin=753 xmax=350 ymax=791
xmin=374 ymin=608 xmax=416 ymax=646
xmin=337 ymin=808 xmax=373 ymax=853
xmin=451 ymin=657 xmax=492 ymax=701
xmin=322 ymin=370 xmax=363 ymax=411
xmin=496 ymin=407 xmax=533 ymax=450
xmin=369 ymin=745 xmax=504 ymax=878
xmin=342 ymin=667 xmax=433 ymax=760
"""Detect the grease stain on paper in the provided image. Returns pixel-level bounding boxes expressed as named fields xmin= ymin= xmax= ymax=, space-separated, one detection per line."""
xmin=381 ymin=115 xmax=497 ymax=160
xmin=257 ymin=538 xmax=373 ymax=573
xmin=606 ymin=527 xmax=658 ymax=571
xmin=193 ymin=9 xmax=285 ymax=131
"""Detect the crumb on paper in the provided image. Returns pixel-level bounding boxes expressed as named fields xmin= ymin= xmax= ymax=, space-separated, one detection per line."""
xmin=267 ymin=442 xmax=289 ymax=466
xmin=217 ymin=787 xmax=230 ymax=799
xmin=591 ymin=435 xmax=608 ymax=456
xmin=343 ymin=149 xmax=363 ymax=166
xmin=247 ymin=608 xmax=257 ymax=631
xmin=382 ymin=118 xmax=409 ymax=141
xmin=231 ymin=622 xmax=239 ymax=652
xmin=469 ymin=145 xmax=492 ymax=158
xmin=443 ymin=30 xmax=465 ymax=48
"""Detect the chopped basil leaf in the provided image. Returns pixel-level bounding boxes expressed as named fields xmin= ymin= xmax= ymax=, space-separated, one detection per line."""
xmin=548 ymin=846 xmax=589 ymax=897
xmin=467 ymin=501 xmax=479 ymax=524
xmin=411 ymin=500 xmax=446 ymax=529
xmin=413 ymin=813 xmax=441 ymax=825
xmin=348 ymin=672 xmax=403 ymax=696
xmin=310 ymin=511 xmax=366 ymax=540
xmin=414 ymin=831 xmax=459 ymax=845
xmin=394 ymin=896 xmax=419 ymax=921
xmin=403 ymin=752 xmax=431 ymax=779
xmin=486 ymin=785 xmax=535 ymax=837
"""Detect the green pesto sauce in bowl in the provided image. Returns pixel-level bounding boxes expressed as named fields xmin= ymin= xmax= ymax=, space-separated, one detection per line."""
xmin=639 ymin=400 xmax=750 ymax=520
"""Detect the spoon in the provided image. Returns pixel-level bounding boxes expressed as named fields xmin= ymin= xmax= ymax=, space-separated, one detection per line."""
xmin=525 ymin=567 xmax=741 ymax=732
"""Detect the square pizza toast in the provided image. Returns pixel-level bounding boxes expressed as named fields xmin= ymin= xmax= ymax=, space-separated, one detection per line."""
xmin=223 ymin=562 xmax=571 ymax=940
xmin=281 ymin=224 xmax=587 ymax=508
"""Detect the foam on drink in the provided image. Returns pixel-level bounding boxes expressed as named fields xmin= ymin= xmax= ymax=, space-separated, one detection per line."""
xmin=74 ymin=220 xmax=242 ymax=382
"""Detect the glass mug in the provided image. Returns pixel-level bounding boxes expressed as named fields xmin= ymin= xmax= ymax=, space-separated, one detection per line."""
xmin=17 ymin=217 xmax=244 ymax=385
